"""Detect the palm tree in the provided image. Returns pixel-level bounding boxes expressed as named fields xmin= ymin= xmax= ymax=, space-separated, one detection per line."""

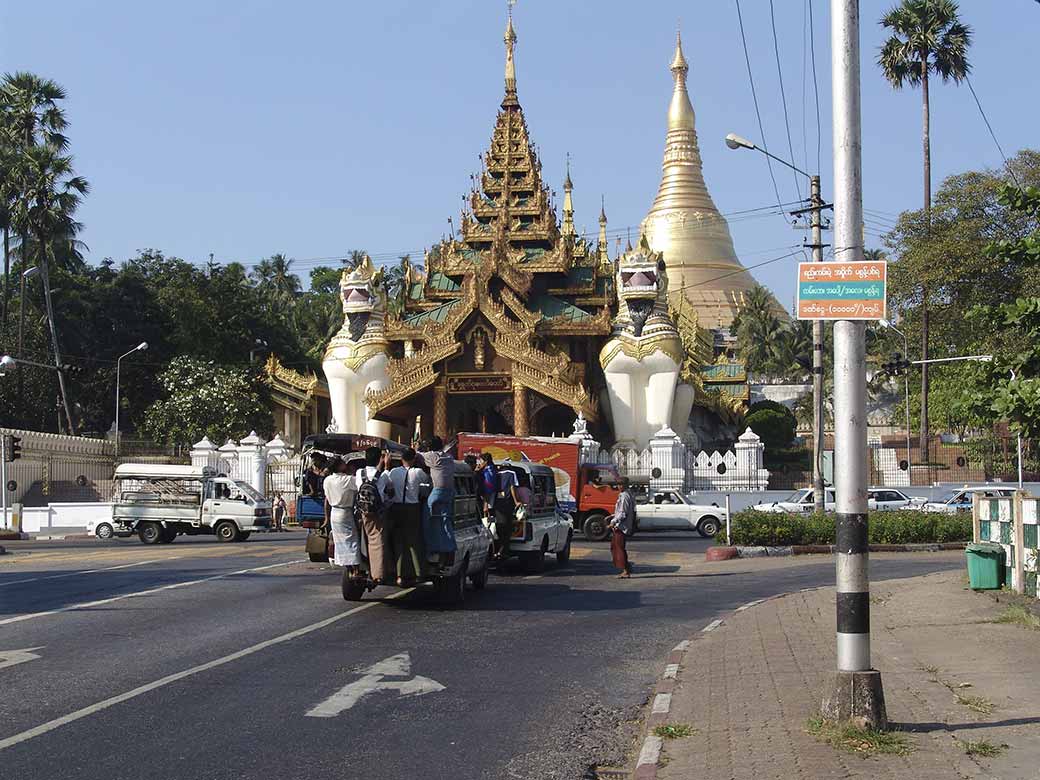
xmin=10 ymin=143 xmax=88 ymax=432
xmin=341 ymin=249 xmax=368 ymax=271
xmin=863 ymin=248 xmax=887 ymax=263
xmin=0 ymin=72 xmax=70 ymax=349
xmin=731 ymin=285 xmax=785 ymax=378
xmin=879 ymin=0 xmax=972 ymax=459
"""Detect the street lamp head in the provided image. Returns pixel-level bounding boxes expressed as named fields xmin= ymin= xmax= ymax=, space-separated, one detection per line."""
xmin=725 ymin=133 xmax=756 ymax=151
xmin=136 ymin=342 xmax=148 ymax=352
xmin=22 ymin=266 xmax=40 ymax=280
xmin=878 ymin=318 xmax=892 ymax=329
xmin=0 ymin=355 xmax=16 ymax=372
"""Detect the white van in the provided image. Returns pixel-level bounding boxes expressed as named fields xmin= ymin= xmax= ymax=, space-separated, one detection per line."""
xmin=112 ymin=463 xmax=271 ymax=544
xmin=498 ymin=461 xmax=573 ymax=571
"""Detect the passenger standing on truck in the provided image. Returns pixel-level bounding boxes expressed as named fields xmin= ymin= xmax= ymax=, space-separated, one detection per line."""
xmin=478 ymin=453 xmax=499 ymax=517
xmin=354 ymin=447 xmax=394 ymax=584
xmin=419 ymin=436 xmax=457 ymax=567
xmin=609 ymin=478 xmax=635 ymax=578
xmin=304 ymin=453 xmax=328 ymax=498
xmin=387 ymin=447 xmax=430 ymax=586
xmin=323 ymin=458 xmax=361 ymax=574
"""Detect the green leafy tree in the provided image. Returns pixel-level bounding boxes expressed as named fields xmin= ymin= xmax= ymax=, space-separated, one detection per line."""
xmin=964 ymin=184 xmax=1040 ymax=438
xmin=878 ymin=0 xmax=972 ymax=457
xmin=731 ymin=285 xmax=784 ymax=377
xmin=142 ymin=356 xmax=273 ymax=447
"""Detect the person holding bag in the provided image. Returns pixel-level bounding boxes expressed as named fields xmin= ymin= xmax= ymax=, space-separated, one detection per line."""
xmin=387 ymin=447 xmax=431 ymax=586
xmin=609 ymin=478 xmax=635 ymax=578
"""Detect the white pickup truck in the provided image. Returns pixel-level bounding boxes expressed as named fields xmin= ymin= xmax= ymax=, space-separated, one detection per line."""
xmin=112 ymin=464 xmax=271 ymax=544
xmin=635 ymin=490 xmax=726 ymax=538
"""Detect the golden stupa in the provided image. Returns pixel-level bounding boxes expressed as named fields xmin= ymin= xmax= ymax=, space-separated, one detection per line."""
xmin=641 ymin=33 xmax=760 ymax=328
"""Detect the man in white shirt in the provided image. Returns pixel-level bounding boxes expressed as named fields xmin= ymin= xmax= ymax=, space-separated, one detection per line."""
xmin=387 ymin=447 xmax=431 ymax=585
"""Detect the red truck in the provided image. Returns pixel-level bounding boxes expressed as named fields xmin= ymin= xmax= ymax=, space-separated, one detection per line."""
xmin=456 ymin=433 xmax=622 ymax=541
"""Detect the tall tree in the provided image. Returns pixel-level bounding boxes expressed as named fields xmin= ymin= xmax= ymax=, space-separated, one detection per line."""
xmin=878 ymin=0 xmax=972 ymax=459
xmin=0 ymin=72 xmax=70 ymax=343
xmin=10 ymin=143 xmax=88 ymax=431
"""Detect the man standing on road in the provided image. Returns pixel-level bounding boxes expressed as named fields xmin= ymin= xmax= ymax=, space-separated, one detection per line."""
xmin=272 ymin=491 xmax=287 ymax=531
xmin=610 ymin=478 xmax=635 ymax=578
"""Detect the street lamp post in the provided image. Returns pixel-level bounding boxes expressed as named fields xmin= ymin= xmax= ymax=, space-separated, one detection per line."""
xmin=879 ymin=319 xmax=913 ymax=483
xmin=1010 ymin=369 xmax=1024 ymax=491
xmin=115 ymin=342 xmax=148 ymax=458
xmin=726 ymin=134 xmax=830 ymax=513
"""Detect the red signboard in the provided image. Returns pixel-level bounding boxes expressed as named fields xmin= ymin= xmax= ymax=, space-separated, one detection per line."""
xmin=457 ymin=433 xmax=580 ymax=511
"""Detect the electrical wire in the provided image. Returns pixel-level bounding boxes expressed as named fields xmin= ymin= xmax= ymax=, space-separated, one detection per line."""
xmin=965 ymin=76 xmax=1020 ymax=187
xmin=769 ymin=0 xmax=802 ymax=200
xmin=807 ymin=0 xmax=823 ymax=176
xmin=734 ymin=0 xmax=784 ymax=213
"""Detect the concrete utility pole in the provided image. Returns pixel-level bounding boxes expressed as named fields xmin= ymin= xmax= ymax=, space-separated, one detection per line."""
xmin=823 ymin=0 xmax=886 ymax=728
xmin=809 ymin=176 xmax=827 ymax=514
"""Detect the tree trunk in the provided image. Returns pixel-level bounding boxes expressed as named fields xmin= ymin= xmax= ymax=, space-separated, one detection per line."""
xmin=1 ymin=224 xmax=9 ymax=344
xmin=39 ymin=238 xmax=74 ymax=433
xmin=919 ymin=57 xmax=931 ymax=463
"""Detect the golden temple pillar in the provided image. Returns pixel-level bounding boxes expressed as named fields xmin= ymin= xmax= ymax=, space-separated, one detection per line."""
xmin=513 ymin=382 xmax=529 ymax=437
xmin=434 ymin=382 xmax=448 ymax=440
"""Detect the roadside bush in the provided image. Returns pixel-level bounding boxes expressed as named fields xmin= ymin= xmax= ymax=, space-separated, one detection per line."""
xmin=718 ymin=509 xmax=972 ymax=546
xmin=745 ymin=408 xmax=797 ymax=450
xmin=748 ymin=399 xmax=793 ymax=416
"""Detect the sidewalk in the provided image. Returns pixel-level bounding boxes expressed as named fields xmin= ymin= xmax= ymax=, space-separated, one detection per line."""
xmin=631 ymin=569 xmax=1040 ymax=780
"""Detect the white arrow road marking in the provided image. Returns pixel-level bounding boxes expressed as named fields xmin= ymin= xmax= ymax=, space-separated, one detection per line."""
xmin=305 ymin=652 xmax=446 ymax=718
xmin=0 ymin=647 xmax=44 ymax=670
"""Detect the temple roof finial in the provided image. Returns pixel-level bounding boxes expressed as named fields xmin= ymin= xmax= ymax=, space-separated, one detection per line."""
xmin=670 ymin=28 xmax=689 ymax=78
xmin=503 ymin=1 xmax=519 ymax=105
xmin=599 ymin=194 xmax=607 ymax=225
xmin=564 ymin=151 xmax=573 ymax=190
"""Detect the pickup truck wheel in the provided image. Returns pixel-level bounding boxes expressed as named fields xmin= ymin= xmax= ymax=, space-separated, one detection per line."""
xmin=437 ymin=560 xmax=467 ymax=606
xmin=159 ymin=527 xmax=177 ymax=544
xmin=698 ymin=516 xmax=721 ymax=538
xmin=95 ymin=523 xmax=114 ymax=540
xmin=582 ymin=513 xmax=610 ymax=542
xmin=138 ymin=522 xmax=162 ymax=545
xmin=308 ymin=551 xmax=329 ymax=563
xmin=215 ymin=521 xmax=239 ymax=543
xmin=341 ymin=571 xmax=365 ymax=602
xmin=555 ymin=533 xmax=572 ymax=564
xmin=236 ymin=531 xmax=251 ymax=542
xmin=469 ymin=552 xmax=490 ymax=590
xmin=521 ymin=544 xmax=546 ymax=574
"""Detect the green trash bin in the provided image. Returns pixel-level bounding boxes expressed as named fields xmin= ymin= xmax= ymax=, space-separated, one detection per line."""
xmin=965 ymin=542 xmax=1005 ymax=590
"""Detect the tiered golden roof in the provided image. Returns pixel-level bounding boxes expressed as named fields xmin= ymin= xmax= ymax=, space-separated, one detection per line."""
xmin=371 ymin=12 xmax=615 ymax=424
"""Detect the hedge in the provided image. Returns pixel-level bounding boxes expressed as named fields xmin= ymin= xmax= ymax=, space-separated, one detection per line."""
xmin=717 ymin=509 xmax=972 ymax=547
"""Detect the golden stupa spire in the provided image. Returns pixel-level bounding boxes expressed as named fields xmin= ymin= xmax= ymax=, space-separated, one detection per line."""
xmin=640 ymin=27 xmax=761 ymax=328
xmin=503 ymin=2 xmax=519 ymax=107
xmin=561 ymin=152 xmax=575 ymax=237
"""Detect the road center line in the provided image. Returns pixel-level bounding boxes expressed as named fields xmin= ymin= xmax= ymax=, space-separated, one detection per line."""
xmin=0 ymin=559 xmax=306 ymax=626
xmin=0 ymin=558 xmax=184 ymax=588
xmin=0 ymin=588 xmax=414 ymax=751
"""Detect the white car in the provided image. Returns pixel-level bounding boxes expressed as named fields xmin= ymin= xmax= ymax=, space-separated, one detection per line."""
xmin=867 ymin=488 xmax=914 ymax=511
xmin=752 ymin=488 xmax=836 ymax=514
xmin=919 ymin=486 xmax=1016 ymax=514
xmin=636 ymin=490 xmax=726 ymax=537
xmin=500 ymin=461 xmax=573 ymax=569
xmin=87 ymin=518 xmax=132 ymax=540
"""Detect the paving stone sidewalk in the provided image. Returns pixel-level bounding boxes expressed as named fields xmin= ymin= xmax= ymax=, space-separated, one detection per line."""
xmin=638 ymin=569 xmax=1040 ymax=780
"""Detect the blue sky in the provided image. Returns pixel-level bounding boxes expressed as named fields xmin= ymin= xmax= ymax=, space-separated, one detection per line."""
xmin=3 ymin=1 xmax=1035 ymax=307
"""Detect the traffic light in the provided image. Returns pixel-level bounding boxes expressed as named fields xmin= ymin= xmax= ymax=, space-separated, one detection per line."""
xmin=881 ymin=353 xmax=912 ymax=376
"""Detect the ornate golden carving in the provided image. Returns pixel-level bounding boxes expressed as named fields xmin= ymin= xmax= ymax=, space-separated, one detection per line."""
xmin=598 ymin=333 xmax=685 ymax=370
xmin=513 ymin=382 xmax=529 ymax=436
xmin=264 ymin=355 xmax=318 ymax=394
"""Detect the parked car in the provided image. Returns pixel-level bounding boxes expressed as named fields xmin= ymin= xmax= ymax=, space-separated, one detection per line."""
xmin=636 ymin=489 xmax=725 ymax=537
xmin=918 ymin=486 xmax=1017 ymax=514
xmin=87 ymin=517 xmax=133 ymax=540
xmin=867 ymin=488 xmax=914 ymax=511
xmin=751 ymin=488 xmax=836 ymax=514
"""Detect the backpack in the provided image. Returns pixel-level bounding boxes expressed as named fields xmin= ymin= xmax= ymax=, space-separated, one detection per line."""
xmin=355 ymin=473 xmax=385 ymax=516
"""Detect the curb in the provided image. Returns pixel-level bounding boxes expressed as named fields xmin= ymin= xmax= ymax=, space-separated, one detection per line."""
xmin=708 ymin=542 xmax=967 ymax=559
xmin=626 ymin=586 xmax=828 ymax=779
xmin=30 ymin=533 xmax=91 ymax=541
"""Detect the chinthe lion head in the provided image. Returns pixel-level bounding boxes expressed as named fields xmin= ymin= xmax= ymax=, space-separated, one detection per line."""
xmin=339 ymin=255 xmax=386 ymax=341
xmin=616 ymin=239 xmax=667 ymax=337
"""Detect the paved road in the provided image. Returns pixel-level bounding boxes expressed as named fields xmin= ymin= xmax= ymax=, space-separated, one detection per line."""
xmin=0 ymin=531 xmax=963 ymax=780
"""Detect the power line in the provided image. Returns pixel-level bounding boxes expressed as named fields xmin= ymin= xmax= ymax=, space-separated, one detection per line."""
xmin=769 ymin=0 xmax=802 ymax=199
xmin=965 ymin=76 xmax=1020 ymax=187
xmin=807 ymin=0 xmax=823 ymax=175
xmin=734 ymin=0 xmax=785 ymax=213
